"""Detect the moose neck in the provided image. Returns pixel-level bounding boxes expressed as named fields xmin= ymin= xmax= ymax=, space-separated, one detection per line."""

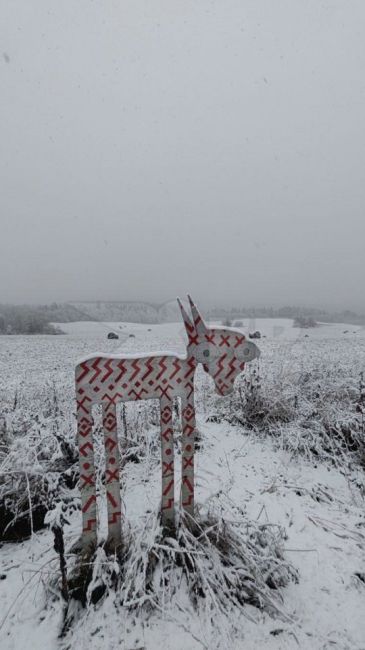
xmin=186 ymin=344 xmax=199 ymax=364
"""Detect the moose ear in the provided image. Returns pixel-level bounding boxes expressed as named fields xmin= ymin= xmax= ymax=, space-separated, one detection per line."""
xmin=187 ymin=295 xmax=208 ymax=336
xmin=177 ymin=298 xmax=197 ymax=344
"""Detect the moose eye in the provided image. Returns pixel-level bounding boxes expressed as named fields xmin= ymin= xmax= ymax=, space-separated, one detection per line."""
xmin=203 ymin=349 xmax=210 ymax=358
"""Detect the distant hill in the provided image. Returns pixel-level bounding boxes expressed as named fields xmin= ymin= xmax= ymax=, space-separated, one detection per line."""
xmin=37 ymin=302 xmax=93 ymax=322
xmin=208 ymin=305 xmax=365 ymax=326
xmin=67 ymin=300 xmax=183 ymax=324
xmin=1 ymin=300 xmax=364 ymax=334
xmin=41 ymin=301 xmax=365 ymax=327
xmin=69 ymin=301 xmax=161 ymax=323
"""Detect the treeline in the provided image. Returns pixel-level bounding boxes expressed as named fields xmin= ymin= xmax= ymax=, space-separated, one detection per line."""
xmin=0 ymin=305 xmax=63 ymax=335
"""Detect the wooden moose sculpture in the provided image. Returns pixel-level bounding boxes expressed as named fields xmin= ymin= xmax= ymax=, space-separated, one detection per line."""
xmin=75 ymin=296 xmax=260 ymax=551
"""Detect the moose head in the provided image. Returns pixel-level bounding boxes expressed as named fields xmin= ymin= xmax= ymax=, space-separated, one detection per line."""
xmin=178 ymin=295 xmax=260 ymax=396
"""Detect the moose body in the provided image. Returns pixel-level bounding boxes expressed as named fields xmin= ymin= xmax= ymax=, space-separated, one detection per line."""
xmin=76 ymin=296 xmax=260 ymax=551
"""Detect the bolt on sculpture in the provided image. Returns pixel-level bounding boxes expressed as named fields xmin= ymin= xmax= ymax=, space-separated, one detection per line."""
xmin=75 ymin=296 xmax=260 ymax=551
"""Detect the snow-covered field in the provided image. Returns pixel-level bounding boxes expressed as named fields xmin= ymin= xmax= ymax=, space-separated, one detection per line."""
xmin=0 ymin=320 xmax=364 ymax=650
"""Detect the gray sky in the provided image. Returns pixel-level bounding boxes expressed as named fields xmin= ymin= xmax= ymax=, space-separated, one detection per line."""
xmin=1 ymin=1 xmax=365 ymax=311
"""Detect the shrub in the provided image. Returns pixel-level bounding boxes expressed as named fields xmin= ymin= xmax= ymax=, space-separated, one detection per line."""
xmin=293 ymin=316 xmax=318 ymax=328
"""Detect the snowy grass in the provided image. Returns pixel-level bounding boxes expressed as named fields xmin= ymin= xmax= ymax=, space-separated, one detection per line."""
xmin=119 ymin=505 xmax=297 ymax=614
xmin=211 ymin=337 xmax=365 ymax=473
xmin=54 ymin=503 xmax=298 ymax=646
xmin=1 ymin=322 xmax=365 ymax=649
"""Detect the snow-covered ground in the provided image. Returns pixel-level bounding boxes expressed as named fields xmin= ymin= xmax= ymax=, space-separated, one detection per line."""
xmin=0 ymin=320 xmax=364 ymax=650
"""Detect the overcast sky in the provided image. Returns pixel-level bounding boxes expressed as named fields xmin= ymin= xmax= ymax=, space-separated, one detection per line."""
xmin=1 ymin=1 xmax=364 ymax=310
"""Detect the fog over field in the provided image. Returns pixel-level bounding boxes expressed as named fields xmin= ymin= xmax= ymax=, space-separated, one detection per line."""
xmin=1 ymin=4 xmax=365 ymax=650
xmin=1 ymin=1 xmax=365 ymax=310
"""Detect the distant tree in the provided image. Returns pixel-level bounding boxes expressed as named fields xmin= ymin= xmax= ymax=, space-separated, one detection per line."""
xmin=0 ymin=305 xmax=60 ymax=335
xmin=293 ymin=316 xmax=318 ymax=329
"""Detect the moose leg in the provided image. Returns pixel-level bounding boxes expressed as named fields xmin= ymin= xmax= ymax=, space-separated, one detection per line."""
xmin=160 ymin=398 xmax=175 ymax=529
xmin=77 ymin=395 xmax=97 ymax=551
xmin=102 ymin=402 xmax=122 ymax=551
xmin=180 ymin=394 xmax=196 ymax=522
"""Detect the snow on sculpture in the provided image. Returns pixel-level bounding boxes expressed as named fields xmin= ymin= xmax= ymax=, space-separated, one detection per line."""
xmin=75 ymin=296 xmax=260 ymax=551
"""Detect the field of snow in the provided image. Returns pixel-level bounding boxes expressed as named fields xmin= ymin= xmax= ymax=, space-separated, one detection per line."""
xmin=0 ymin=319 xmax=364 ymax=650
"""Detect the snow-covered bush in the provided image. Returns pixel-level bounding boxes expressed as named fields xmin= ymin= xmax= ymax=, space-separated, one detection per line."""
xmin=211 ymin=339 xmax=365 ymax=468
xmin=0 ymin=390 xmax=78 ymax=540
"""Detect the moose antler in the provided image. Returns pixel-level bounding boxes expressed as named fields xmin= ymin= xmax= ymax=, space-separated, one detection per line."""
xmin=177 ymin=297 xmax=196 ymax=344
xmin=187 ymin=294 xmax=207 ymax=335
